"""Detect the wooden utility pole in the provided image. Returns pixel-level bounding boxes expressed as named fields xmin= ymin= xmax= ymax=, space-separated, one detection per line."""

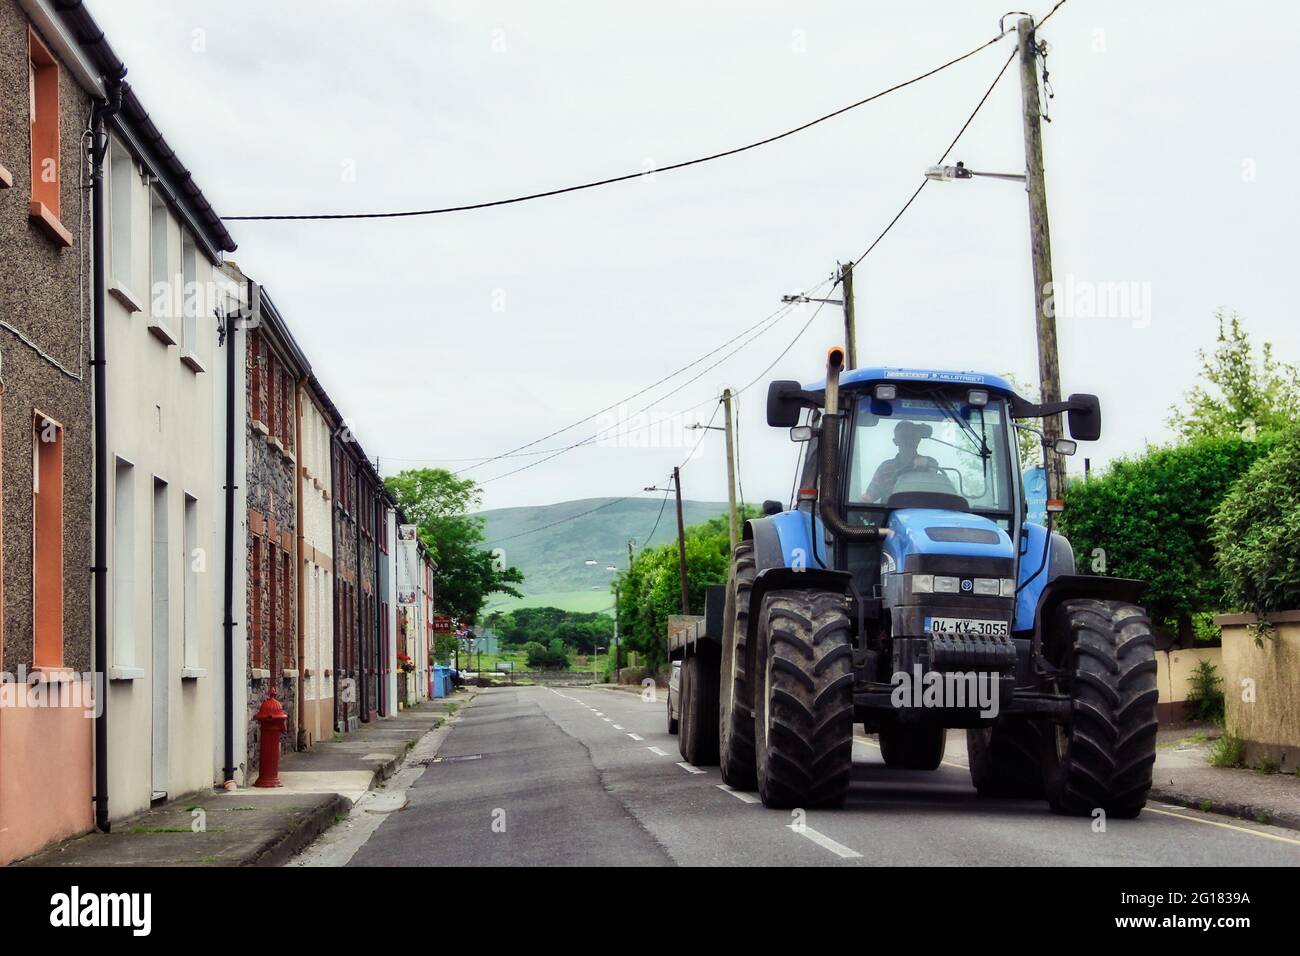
xmin=840 ymin=261 xmax=857 ymax=370
xmin=672 ymin=467 xmax=689 ymax=614
xmin=1018 ymin=16 xmax=1066 ymax=500
xmin=722 ymin=390 xmax=739 ymax=552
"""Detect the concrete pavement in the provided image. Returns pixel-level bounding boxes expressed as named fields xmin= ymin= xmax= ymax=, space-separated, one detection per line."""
xmin=330 ymin=685 xmax=1300 ymax=866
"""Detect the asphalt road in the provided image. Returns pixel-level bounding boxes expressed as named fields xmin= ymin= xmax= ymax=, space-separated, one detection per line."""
xmin=344 ymin=685 xmax=1300 ymax=866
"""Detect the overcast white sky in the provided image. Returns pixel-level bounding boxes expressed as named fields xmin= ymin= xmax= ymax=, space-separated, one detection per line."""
xmin=87 ymin=0 xmax=1300 ymax=511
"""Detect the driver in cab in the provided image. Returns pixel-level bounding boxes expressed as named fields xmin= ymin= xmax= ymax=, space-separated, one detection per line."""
xmin=862 ymin=420 xmax=940 ymax=502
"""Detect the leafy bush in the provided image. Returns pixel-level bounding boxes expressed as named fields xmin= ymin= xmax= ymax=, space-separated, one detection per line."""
xmin=1211 ymin=430 xmax=1300 ymax=617
xmin=521 ymin=641 xmax=548 ymax=668
xmin=1062 ymin=434 xmax=1278 ymax=637
xmin=1183 ymin=659 xmax=1224 ymax=724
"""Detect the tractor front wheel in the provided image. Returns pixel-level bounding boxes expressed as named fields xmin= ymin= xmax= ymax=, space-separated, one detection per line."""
xmin=879 ymin=724 xmax=947 ymax=770
xmin=966 ymin=720 xmax=1045 ymax=797
xmin=753 ymin=590 xmax=855 ymax=809
xmin=1041 ymin=599 xmax=1158 ymax=818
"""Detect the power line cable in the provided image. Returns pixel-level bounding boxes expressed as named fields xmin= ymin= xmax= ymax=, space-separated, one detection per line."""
xmin=641 ymin=488 xmax=673 ymax=551
xmin=224 ymin=30 xmax=1012 ymax=222
xmin=678 ymin=399 xmax=723 ymax=471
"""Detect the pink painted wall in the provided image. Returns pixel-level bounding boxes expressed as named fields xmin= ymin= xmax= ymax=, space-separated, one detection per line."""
xmin=0 ymin=687 xmax=93 ymax=864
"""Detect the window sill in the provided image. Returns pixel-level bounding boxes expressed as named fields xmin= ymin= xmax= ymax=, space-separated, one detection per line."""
xmin=147 ymin=316 xmax=178 ymax=346
xmin=29 ymin=666 xmax=77 ymax=684
xmin=109 ymin=665 xmax=145 ymax=681
xmin=282 ymin=669 xmax=300 ymax=679
xmin=252 ymin=419 xmax=270 ymax=437
xmin=250 ymin=668 xmax=271 ymax=680
xmin=180 ymin=349 xmax=206 ymax=373
xmin=108 ymin=282 xmax=144 ymax=314
xmin=0 ymin=163 xmax=13 ymax=188
xmin=181 ymin=667 xmax=207 ymax=680
xmin=29 ymin=201 xmax=73 ymax=247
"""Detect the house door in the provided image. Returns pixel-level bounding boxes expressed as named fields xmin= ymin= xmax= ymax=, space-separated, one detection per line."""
xmin=151 ymin=479 xmax=170 ymax=801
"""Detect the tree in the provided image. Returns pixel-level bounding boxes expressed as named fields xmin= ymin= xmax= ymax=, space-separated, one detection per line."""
xmin=1211 ymin=429 xmax=1300 ymax=618
xmin=1167 ymin=310 xmax=1300 ymax=441
xmin=385 ymin=468 xmax=524 ymax=624
xmin=1062 ymin=434 xmax=1278 ymax=641
xmin=615 ymin=507 xmax=757 ymax=672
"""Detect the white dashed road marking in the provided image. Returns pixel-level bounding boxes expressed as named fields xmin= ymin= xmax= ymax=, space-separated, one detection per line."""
xmin=789 ymin=824 xmax=863 ymax=859
xmin=717 ymin=784 xmax=760 ymax=804
xmin=677 ymin=762 xmax=706 ymax=774
xmin=627 ymin=733 xmax=644 ymax=741
xmin=612 ymin=724 xmax=624 ymax=730
xmin=647 ymin=746 xmax=670 ymax=756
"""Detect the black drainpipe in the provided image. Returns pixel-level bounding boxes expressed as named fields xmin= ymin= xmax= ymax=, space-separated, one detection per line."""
xmin=91 ymin=73 xmax=126 ymax=834
xmin=220 ymin=280 xmax=247 ymax=782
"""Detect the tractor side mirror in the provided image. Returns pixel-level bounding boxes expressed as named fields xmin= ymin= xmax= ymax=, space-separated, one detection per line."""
xmin=789 ymin=425 xmax=813 ymax=442
xmin=767 ymin=380 xmax=804 ymax=428
xmin=1066 ymin=393 xmax=1101 ymax=442
xmin=1053 ymin=438 xmax=1078 ymax=456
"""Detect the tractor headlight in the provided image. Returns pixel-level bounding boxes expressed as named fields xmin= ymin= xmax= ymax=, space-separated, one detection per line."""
xmin=933 ymin=575 xmax=961 ymax=594
xmin=910 ymin=574 xmax=934 ymax=594
xmin=972 ymin=578 xmax=1001 ymax=596
xmin=1000 ymin=578 xmax=1017 ymax=597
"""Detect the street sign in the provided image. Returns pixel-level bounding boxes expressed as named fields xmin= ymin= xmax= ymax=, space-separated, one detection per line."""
xmin=432 ymin=616 xmax=452 ymax=633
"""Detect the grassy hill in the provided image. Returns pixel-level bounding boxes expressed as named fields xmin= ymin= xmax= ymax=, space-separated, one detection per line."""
xmin=477 ymin=497 xmax=731 ymax=614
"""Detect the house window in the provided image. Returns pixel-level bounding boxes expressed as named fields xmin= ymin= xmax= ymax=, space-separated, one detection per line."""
xmin=109 ymin=139 xmax=134 ymax=290
xmin=268 ymin=355 xmax=279 ymax=440
xmin=33 ymin=413 xmax=64 ymax=668
xmin=251 ymin=534 xmax=263 ymax=671
xmin=28 ymin=27 xmax=67 ymax=245
xmin=183 ymin=494 xmax=199 ymax=669
xmin=249 ymin=330 xmax=262 ymax=425
xmin=181 ymin=232 xmax=198 ymax=355
xmin=268 ymin=533 xmax=278 ymax=677
xmin=113 ymin=457 xmax=136 ymax=667
xmin=148 ymin=191 xmax=178 ymax=339
xmin=282 ymin=549 xmax=293 ymax=670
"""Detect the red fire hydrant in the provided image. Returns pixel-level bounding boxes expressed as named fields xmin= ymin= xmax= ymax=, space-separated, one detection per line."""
xmin=253 ymin=692 xmax=288 ymax=788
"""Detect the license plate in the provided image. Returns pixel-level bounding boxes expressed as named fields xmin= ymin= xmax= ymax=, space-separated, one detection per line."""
xmin=925 ymin=617 xmax=1008 ymax=637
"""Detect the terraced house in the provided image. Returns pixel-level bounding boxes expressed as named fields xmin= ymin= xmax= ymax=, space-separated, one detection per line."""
xmin=0 ymin=0 xmax=96 ymax=865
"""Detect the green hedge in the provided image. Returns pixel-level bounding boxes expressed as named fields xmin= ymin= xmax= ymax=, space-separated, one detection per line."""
xmin=1212 ymin=430 xmax=1300 ymax=616
xmin=1062 ymin=434 xmax=1278 ymax=631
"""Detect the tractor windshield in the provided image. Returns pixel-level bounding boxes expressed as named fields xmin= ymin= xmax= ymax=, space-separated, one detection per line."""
xmin=847 ymin=392 xmax=1013 ymax=513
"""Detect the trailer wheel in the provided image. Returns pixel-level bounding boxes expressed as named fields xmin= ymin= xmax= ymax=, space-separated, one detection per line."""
xmin=966 ymin=720 xmax=1045 ymax=797
xmin=719 ymin=542 xmax=757 ymax=789
xmin=679 ymin=651 xmax=719 ymax=765
xmin=753 ymin=590 xmax=854 ymax=809
xmin=879 ymin=725 xmax=946 ymax=770
xmin=1042 ymin=600 xmax=1158 ymax=818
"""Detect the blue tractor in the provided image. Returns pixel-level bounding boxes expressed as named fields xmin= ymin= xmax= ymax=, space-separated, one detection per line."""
xmin=704 ymin=347 xmax=1158 ymax=814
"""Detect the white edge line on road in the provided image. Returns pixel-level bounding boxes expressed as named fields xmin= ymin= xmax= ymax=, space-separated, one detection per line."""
xmin=717 ymin=784 xmax=761 ymax=804
xmin=1144 ymin=806 xmax=1300 ymax=847
xmin=789 ymin=824 xmax=863 ymax=859
xmin=677 ymin=762 xmax=706 ymax=774
xmin=647 ymin=746 xmax=670 ymax=756
xmin=627 ymin=733 xmax=644 ymax=741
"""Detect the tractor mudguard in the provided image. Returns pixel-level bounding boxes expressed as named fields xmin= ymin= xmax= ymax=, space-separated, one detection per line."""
xmin=743 ymin=513 xmax=852 ymax=663
xmin=1030 ymin=573 xmax=1147 ymax=661
xmin=1014 ymin=522 xmax=1077 ymax=631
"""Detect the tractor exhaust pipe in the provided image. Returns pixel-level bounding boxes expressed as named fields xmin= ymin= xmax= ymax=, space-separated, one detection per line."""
xmin=819 ymin=346 xmax=886 ymax=543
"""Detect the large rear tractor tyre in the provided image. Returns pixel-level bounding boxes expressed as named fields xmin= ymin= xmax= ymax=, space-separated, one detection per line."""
xmin=1042 ymin=600 xmax=1158 ymax=818
xmin=678 ymin=652 xmax=720 ymax=765
xmin=719 ymin=542 xmax=758 ymax=789
xmin=966 ymin=720 xmax=1045 ymax=797
xmin=753 ymin=590 xmax=855 ymax=809
xmin=879 ymin=724 xmax=947 ymax=770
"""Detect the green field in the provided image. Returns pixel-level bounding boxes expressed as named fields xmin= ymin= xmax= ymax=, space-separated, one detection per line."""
xmin=481 ymin=589 xmax=617 ymax=615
